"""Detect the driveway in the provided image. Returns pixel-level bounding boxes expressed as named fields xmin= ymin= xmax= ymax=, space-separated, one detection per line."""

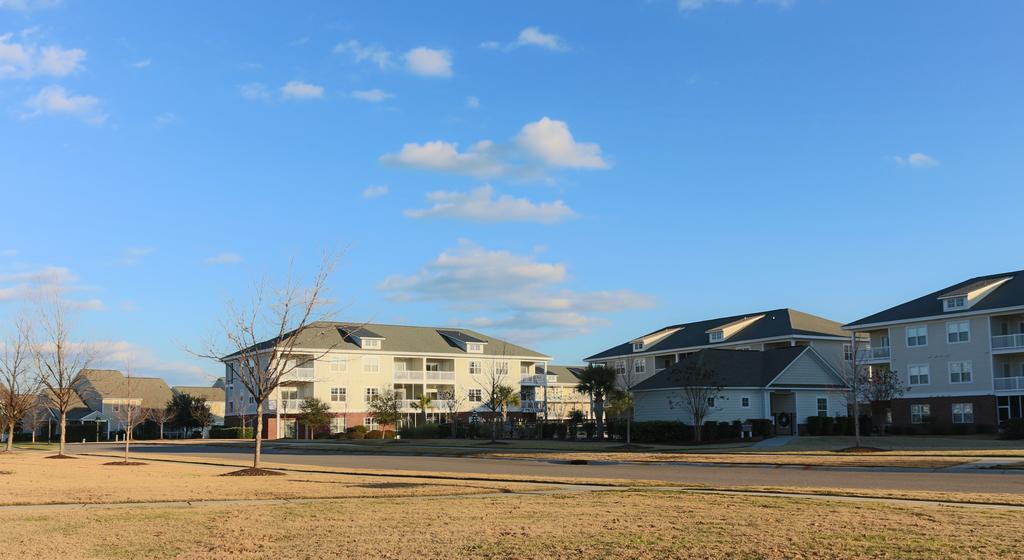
xmin=78 ymin=442 xmax=1024 ymax=496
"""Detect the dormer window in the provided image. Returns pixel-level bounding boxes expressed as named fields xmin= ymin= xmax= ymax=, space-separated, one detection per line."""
xmin=362 ymin=338 xmax=382 ymax=349
xmin=709 ymin=330 xmax=724 ymax=343
xmin=632 ymin=342 xmax=644 ymax=352
xmin=944 ymin=296 xmax=966 ymax=311
xmin=467 ymin=342 xmax=483 ymax=353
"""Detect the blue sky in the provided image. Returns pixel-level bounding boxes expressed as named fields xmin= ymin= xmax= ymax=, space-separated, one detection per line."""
xmin=2 ymin=0 xmax=1022 ymax=384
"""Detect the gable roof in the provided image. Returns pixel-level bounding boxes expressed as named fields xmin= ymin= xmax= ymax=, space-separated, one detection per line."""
xmin=74 ymin=369 xmax=175 ymax=409
xmin=543 ymin=365 xmax=585 ymax=384
xmin=586 ymin=308 xmax=847 ymax=361
xmin=633 ymin=347 xmax=812 ymax=391
xmin=173 ymin=386 xmax=225 ymax=402
xmin=844 ymin=270 xmax=1024 ymax=329
xmin=223 ymin=322 xmax=549 ymax=360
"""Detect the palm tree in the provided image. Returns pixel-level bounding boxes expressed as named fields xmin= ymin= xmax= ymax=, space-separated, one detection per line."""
xmin=575 ymin=365 xmax=617 ymax=441
xmin=410 ymin=394 xmax=433 ymax=426
xmin=494 ymin=384 xmax=520 ymax=439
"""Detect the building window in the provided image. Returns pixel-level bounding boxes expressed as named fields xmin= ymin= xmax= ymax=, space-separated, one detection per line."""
xmin=363 ymin=356 xmax=380 ymax=373
xmin=632 ymin=342 xmax=644 ymax=352
xmin=949 ymin=361 xmax=973 ymax=384
xmin=362 ymin=338 xmax=381 ymax=349
xmin=468 ymin=389 xmax=482 ymax=402
xmin=706 ymin=397 xmax=716 ymax=408
xmin=952 ymin=403 xmax=974 ymax=424
xmin=908 ymin=364 xmax=930 ymax=386
xmin=365 ymin=387 xmax=379 ymax=401
xmin=469 ymin=361 xmax=481 ymax=375
xmin=633 ymin=360 xmax=646 ymax=374
xmin=495 ymin=361 xmax=509 ymax=376
xmin=521 ymin=364 xmax=530 ymax=375
xmin=467 ymin=342 xmax=483 ymax=353
xmin=910 ymin=404 xmax=930 ymax=424
xmin=843 ymin=344 xmax=853 ymax=361
xmin=906 ymin=326 xmax=928 ymax=347
xmin=330 ymin=417 xmax=346 ymax=434
xmin=709 ymin=331 xmax=724 ymax=343
xmin=614 ymin=361 xmax=626 ymax=375
xmin=330 ymin=387 xmax=346 ymax=402
xmin=364 ymin=417 xmax=378 ymax=430
xmin=817 ymin=397 xmax=828 ymax=417
xmin=944 ymin=296 xmax=966 ymax=311
xmin=330 ymin=358 xmax=346 ymax=373
xmin=228 ymin=402 xmax=234 ymax=413
xmin=946 ymin=321 xmax=970 ymax=344
xmin=741 ymin=397 xmax=750 ymax=408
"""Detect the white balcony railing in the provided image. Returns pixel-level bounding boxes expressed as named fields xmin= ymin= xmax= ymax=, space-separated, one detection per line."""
xmin=279 ymin=399 xmax=305 ymax=412
xmin=394 ymin=370 xmax=424 ymax=381
xmin=281 ymin=367 xmax=315 ymax=381
xmin=520 ymin=374 xmax=547 ymax=385
xmin=425 ymin=370 xmax=455 ymax=381
xmin=995 ymin=376 xmax=1024 ymax=391
xmin=521 ymin=400 xmax=545 ymax=413
xmin=993 ymin=334 xmax=1024 ymax=351
xmin=857 ymin=346 xmax=891 ymax=361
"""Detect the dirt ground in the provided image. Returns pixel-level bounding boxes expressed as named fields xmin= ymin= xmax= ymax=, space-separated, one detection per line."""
xmin=1 ymin=489 xmax=1022 ymax=559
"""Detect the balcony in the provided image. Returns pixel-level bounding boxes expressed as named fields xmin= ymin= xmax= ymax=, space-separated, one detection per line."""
xmin=281 ymin=367 xmax=315 ymax=382
xmin=394 ymin=370 xmax=424 ymax=381
xmin=279 ymin=399 xmax=305 ymax=412
xmin=520 ymin=374 xmax=548 ymax=385
xmin=992 ymin=334 xmax=1024 ymax=353
xmin=425 ymin=370 xmax=455 ymax=381
xmin=521 ymin=400 xmax=546 ymax=413
xmin=995 ymin=376 xmax=1024 ymax=392
xmin=857 ymin=346 xmax=891 ymax=362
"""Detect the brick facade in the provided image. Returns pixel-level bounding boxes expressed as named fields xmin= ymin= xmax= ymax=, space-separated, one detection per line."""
xmin=891 ymin=395 xmax=997 ymax=432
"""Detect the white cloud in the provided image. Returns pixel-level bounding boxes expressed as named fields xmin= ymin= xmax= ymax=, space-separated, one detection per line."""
xmin=380 ymin=117 xmax=608 ymax=181
xmin=893 ymin=152 xmax=939 ymax=168
xmin=465 ymin=96 xmax=480 ymax=109
xmin=404 ymin=185 xmax=577 ymax=224
xmin=22 ymin=85 xmax=105 ymax=124
xmin=0 ymin=0 xmax=61 ymax=11
xmin=65 ymin=298 xmax=105 ymax=311
xmin=404 ymin=47 xmax=452 ymax=78
xmin=516 ymin=117 xmax=608 ymax=169
xmin=120 ymin=247 xmax=156 ymax=266
xmin=678 ymin=0 xmax=793 ymax=10
xmin=381 ymin=140 xmax=506 ymax=179
xmin=130 ymin=58 xmax=151 ymax=69
xmin=204 ymin=253 xmax=242 ymax=265
xmin=239 ymin=82 xmax=270 ymax=101
xmin=478 ymin=41 xmax=501 ymax=50
xmin=0 ymin=265 xmax=100 ymax=309
xmin=362 ymin=184 xmax=389 ymax=198
xmin=378 ymin=241 xmax=652 ymax=341
xmin=513 ymin=27 xmax=568 ymax=51
xmin=153 ymin=112 xmax=179 ymax=128
xmin=333 ymin=40 xmax=393 ymax=70
xmin=0 ymin=31 xmax=86 ymax=79
xmin=280 ymin=80 xmax=324 ymax=100
xmin=1 ymin=249 xmax=16 ymax=257
xmin=91 ymin=340 xmax=210 ymax=382
xmin=351 ymin=88 xmax=394 ymax=103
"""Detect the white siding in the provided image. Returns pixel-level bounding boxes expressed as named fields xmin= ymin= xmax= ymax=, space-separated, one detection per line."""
xmin=634 ymin=389 xmax=768 ymax=423
xmin=771 ymin=351 xmax=842 ymax=386
xmin=795 ymin=390 xmax=849 ymax=423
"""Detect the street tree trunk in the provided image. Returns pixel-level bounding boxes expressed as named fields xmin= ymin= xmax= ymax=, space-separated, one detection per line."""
xmin=594 ymin=396 xmax=605 ymax=441
xmin=59 ymin=412 xmax=67 ymax=456
xmin=253 ymin=401 xmax=264 ymax=469
xmin=6 ymin=424 xmax=14 ymax=452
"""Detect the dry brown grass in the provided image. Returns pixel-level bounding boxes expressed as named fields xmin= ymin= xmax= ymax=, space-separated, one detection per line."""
xmin=0 ymin=451 xmax=547 ymax=506
xmin=484 ymin=451 xmax=972 ymax=468
xmin=1 ymin=490 xmax=1022 ymax=559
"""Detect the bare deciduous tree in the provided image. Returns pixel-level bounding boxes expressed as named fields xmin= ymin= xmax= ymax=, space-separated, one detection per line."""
xmin=438 ymin=389 xmax=465 ymax=439
xmin=666 ymin=360 xmax=722 ymax=443
xmin=192 ymin=256 xmax=338 ymax=470
xmin=20 ymin=402 xmax=48 ymax=444
xmin=475 ymin=345 xmax=513 ymax=442
xmin=1 ymin=316 xmax=40 ymax=452
xmin=146 ymin=404 xmax=174 ymax=440
xmin=34 ymin=299 xmax=94 ymax=457
xmin=110 ymin=364 xmax=147 ymax=463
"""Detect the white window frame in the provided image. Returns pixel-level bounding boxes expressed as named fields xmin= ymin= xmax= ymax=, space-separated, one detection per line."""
xmin=843 ymin=344 xmax=853 ymax=361
xmin=330 ymin=387 xmax=346 ymax=402
xmin=364 ymin=387 xmax=379 ymax=401
xmin=906 ymin=325 xmax=928 ymax=348
xmin=632 ymin=342 xmax=644 ymax=352
xmin=364 ymin=417 xmax=378 ymax=430
xmin=614 ymin=361 xmax=626 ymax=375
xmin=495 ymin=360 xmax=509 ymax=376
xmin=467 ymin=342 xmax=483 ymax=353
xmin=816 ymin=397 xmax=828 ymax=417
xmin=946 ymin=321 xmax=970 ymax=344
xmin=363 ymin=356 xmax=380 ymax=373
xmin=741 ymin=397 xmax=750 ymax=408
xmin=468 ymin=388 xmax=482 ymax=402
xmin=908 ymin=363 xmax=930 ymax=386
xmin=330 ymin=416 xmax=346 ymax=434
xmin=709 ymin=331 xmax=724 ymax=343
xmin=362 ymin=338 xmax=382 ymax=349
xmin=951 ymin=402 xmax=974 ymax=424
xmin=469 ymin=360 xmax=481 ymax=375
xmin=330 ymin=358 xmax=347 ymax=373
xmin=944 ymin=296 xmax=966 ymax=311
xmin=949 ymin=361 xmax=973 ymax=384
xmin=633 ymin=359 xmax=646 ymax=374
xmin=910 ymin=404 xmax=930 ymax=424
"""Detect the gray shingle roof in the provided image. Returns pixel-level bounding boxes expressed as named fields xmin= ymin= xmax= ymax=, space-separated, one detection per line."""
xmin=586 ymin=308 xmax=847 ymax=361
xmin=844 ymin=271 xmax=1023 ymax=328
xmin=543 ymin=365 xmax=585 ymax=384
xmin=223 ymin=322 xmax=549 ymax=360
xmin=437 ymin=330 xmax=487 ymax=344
xmin=634 ymin=347 xmax=809 ymax=391
xmin=173 ymin=386 xmax=225 ymax=402
xmin=74 ymin=369 xmax=175 ymax=409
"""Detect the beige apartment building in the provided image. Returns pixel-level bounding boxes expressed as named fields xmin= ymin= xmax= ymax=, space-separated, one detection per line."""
xmin=222 ymin=322 xmax=554 ymax=438
xmin=844 ymin=271 xmax=1024 ymax=430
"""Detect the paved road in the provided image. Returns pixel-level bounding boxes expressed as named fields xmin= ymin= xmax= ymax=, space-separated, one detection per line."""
xmin=78 ymin=442 xmax=1024 ymax=496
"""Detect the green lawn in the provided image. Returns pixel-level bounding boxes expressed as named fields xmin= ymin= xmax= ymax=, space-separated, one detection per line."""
xmin=12 ymin=442 xmax=57 ymax=451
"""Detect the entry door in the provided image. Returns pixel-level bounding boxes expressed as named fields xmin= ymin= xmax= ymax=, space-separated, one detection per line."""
xmin=281 ymin=418 xmax=297 ymax=439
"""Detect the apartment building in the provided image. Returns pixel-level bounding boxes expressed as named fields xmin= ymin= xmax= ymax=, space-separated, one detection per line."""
xmin=69 ymin=369 xmax=175 ymax=439
xmin=843 ymin=271 xmax=1024 ymax=430
xmin=585 ymin=308 xmax=852 ymax=382
xmin=531 ymin=365 xmax=594 ymax=420
xmin=222 ymin=322 xmax=552 ymax=438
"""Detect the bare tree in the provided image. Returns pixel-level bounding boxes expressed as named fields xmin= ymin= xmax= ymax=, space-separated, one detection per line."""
xmin=34 ymin=298 xmax=94 ymax=457
xmin=475 ymin=346 xmax=513 ymax=442
xmin=1 ymin=316 xmax=40 ymax=452
xmin=366 ymin=388 xmax=401 ymax=438
xmin=438 ymin=389 xmax=465 ymax=439
xmin=614 ymin=357 xmax=645 ymax=447
xmin=859 ymin=367 xmax=906 ymax=431
xmin=666 ymin=360 xmax=722 ymax=443
xmin=20 ymin=402 xmax=48 ymax=444
xmin=146 ymin=404 xmax=174 ymax=440
xmin=192 ymin=256 xmax=338 ymax=470
xmin=110 ymin=364 xmax=147 ymax=463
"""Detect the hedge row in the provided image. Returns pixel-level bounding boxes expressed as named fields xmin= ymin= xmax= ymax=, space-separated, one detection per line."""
xmin=210 ymin=426 xmax=253 ymax=439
